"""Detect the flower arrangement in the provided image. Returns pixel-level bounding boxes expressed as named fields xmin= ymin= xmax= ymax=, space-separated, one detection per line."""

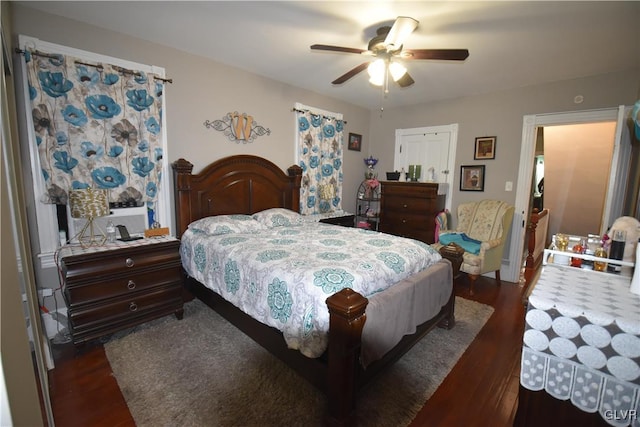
xmin=364 ymin=155 xmax=378 ymax=179
xmin=602 ymin=233 xmax=611 ymax=251
xmin=366 ymin=177 xmax=380 ymax=189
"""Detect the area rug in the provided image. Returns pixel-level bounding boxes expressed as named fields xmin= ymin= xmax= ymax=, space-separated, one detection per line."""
xmin=105 ymin=297 xmax=493 ymax=427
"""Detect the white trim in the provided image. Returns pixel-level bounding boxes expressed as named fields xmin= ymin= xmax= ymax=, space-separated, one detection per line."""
xmin=508 ymin=106 xmax=625 ymax=284
xmin=17 ymin=35 xmax=170 ymax=268
xmin=293 ymin=102 xmax=343 ymax=120
xmin=19 ymin=35 xmax=165 ymax=77
xmin=394 ymin=123 xmax=458 ymax=212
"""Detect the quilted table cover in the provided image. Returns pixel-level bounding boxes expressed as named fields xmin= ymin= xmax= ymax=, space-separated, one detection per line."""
xmin=521 ymin=264 xmax=640 ymax=426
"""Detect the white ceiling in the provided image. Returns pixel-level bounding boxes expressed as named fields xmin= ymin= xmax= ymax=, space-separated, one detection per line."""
xmin=17 ymin=1 xmax=640 ymax=109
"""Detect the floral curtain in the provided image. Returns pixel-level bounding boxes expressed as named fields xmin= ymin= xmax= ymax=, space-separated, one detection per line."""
xmin=24 ymin=50 xmax=165 ymax=222
xmin=295 ymin=108 xmax=344 ymax=215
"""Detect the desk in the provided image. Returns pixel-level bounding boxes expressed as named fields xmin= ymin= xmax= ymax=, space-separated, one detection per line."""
xmin=519 ymin=263 xmax=640 ymax=426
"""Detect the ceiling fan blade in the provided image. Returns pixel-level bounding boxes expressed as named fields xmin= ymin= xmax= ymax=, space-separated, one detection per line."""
xmin=396 ymin=72 xmax=415 ymax=88
xmin=310 ymin=44 xmax=366 ymax=55
xmin=384 ymin=16 xmax=419 ymax=50
xmin=403 ymin=49 xmax=470 ymax=61
xmin=331 ymin=62 xmax=369 ymax=85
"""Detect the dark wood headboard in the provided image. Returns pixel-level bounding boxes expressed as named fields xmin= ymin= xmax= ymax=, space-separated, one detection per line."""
xmin=171 ymin=155 xmax=302 ymax=238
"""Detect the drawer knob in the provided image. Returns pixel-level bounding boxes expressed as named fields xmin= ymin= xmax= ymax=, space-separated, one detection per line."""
xmin=127 ymin=280 xmax=136 ymax=290
xmin=129 ymin=302 xmax=138 ymax=312
xmin=125 ymin=258 xmax=135 ymax=268
xmin=403 ymin=204 xmax=408 ymax=208
xmin=402 ymin=219 xmax=407 ymax=223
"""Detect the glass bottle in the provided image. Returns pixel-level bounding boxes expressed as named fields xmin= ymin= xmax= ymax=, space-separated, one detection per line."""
xmin=106 ymin=220 xmax=116 ymax=243
xmin=607 ymin=229 xmax=626 ymax=273
xmin=594 ymin=246 xmax=608 ymax=272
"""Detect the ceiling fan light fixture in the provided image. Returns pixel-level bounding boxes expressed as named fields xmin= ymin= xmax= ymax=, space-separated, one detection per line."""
xmin=367 ymin=59 xmax=385 ymax=86
xmin=389 ymin=61 xmax=407 ymax=82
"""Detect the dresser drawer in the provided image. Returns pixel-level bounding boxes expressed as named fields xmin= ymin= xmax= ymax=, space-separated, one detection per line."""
xmin=65 ymin=266 xmax=183 ymax=306
xmin=382 ymin=195 xmax=437 ymax=214
xmin=69 ymin=285 xmax=183 ymax=332
xmin=381 ymin=182 xmax=439 ymax=198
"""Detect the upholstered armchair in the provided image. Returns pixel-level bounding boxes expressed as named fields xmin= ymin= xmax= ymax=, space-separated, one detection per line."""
xmin=433 ymin=200 xmax=515 ymax=294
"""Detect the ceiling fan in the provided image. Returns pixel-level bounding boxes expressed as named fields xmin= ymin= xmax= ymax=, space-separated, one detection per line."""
xmin=310 ymin=16 xmax=469 ymax=89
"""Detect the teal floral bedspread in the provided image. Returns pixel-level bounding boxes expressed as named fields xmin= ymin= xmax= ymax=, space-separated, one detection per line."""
xmin=180 ymin=217 xmax=442 ymax=358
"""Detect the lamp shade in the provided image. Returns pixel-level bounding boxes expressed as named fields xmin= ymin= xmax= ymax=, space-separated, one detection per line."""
xmin=69 ymin=189 xmax=109 ymax=219
xmin=367 ymin=59 xmax=385 ymax=86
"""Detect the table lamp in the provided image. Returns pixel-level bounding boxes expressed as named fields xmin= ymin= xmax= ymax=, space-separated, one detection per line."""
xmin=69 ymin=188 xmax=110 ymax=248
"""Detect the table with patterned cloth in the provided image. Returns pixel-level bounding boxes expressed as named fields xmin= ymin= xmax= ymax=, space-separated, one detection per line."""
xmin=520 ymin=263 xmax=640 ymax=426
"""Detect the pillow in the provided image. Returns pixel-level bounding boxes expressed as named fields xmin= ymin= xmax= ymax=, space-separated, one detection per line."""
xmin=252 ymin=208 xmax=304 ymax=228
xmin=187 ymin=214 xmax=266 ymax=235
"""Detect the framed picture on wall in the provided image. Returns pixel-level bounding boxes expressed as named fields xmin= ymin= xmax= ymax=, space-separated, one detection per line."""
xmin=348 ymin=133 xmax=362 ymax=151
xmin=474 ymin=136 xmax=496 ymax=160
xmin=460 ymin=165 xmax=485 ymax=191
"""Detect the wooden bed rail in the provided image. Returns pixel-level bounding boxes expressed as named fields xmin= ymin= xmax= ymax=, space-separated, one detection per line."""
xmin=524 ymin=208 xmax=550 ymax=287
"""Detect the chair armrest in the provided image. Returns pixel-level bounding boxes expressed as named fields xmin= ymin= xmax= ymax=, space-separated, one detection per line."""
xmin=479 ymin=239 xmax=508 ymax=272
xmin=480 ymin=237 xmax=503 ymax=251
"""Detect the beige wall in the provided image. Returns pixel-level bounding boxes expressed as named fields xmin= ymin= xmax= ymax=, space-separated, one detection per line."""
xmin=8 ymin=3 xmax=372 ymax=215
xmin=10 ymin=3 xmax=639 ymax=236
xmin=4 ymin=3 xmax=639 ymax=420
xmin=367 ymin=72 xmax=638 ymax=223
xmin=544 ymin=122 xmax=616 ymax=237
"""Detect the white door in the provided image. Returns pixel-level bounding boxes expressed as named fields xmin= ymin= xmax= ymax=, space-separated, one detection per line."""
xmin=394 ymin=124 xmax=458 ymax=210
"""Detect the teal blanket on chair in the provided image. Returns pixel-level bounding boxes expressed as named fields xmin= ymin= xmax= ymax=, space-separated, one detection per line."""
xmin=439 ymin=233 xmax=482 ymax=255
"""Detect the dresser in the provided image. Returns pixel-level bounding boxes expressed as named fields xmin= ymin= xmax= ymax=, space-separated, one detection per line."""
xmin=59 ymin=237 xmax=184 ymax=345
xmin=379 ymin=181 xmax=445 ymax=244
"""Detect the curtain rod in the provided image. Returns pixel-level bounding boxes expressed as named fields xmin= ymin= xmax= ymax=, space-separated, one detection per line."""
xmin=292 ymin=108 xmax=347 ymax=124
xmin=15 ymin=48 xmax=173 ymax=84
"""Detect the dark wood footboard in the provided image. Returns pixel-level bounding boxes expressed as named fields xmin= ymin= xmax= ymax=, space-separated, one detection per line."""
xmin=186 ymin=276 xmax=455 ymax=426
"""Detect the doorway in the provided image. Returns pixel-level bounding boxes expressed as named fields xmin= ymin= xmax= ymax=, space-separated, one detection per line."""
xmin=535 ymin=122 xmax=616 ymax=238
xmin=394 ymin=124 xmax=458 ymax=211
xmin=504 ymin=106 xmax=632 ymax=284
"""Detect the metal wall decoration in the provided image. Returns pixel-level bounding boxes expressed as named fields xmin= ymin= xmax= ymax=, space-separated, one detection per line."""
xmin=204 ymin=111 xmax=271 ymax=143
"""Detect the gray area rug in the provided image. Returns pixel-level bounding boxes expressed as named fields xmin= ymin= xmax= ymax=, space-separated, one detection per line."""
xmin=105 ymin=297 xmax=493 ymax=427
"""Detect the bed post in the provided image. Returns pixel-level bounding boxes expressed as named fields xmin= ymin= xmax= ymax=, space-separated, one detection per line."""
xmin=172 ymin=158 xmax=194 ymax=238
xmin=325 ymin=288 xmax=368 ymax=426
xmin=287 ymin=164 xmax=302 ymax=212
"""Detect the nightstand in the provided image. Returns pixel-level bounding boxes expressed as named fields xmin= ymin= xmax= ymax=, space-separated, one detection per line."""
xmin=319 ymin=214 xmax=355 ymax=227
xmin=59 ymin=236 xmax=184 ymax=345
xmin=438 ymin=242 xmax=465 ymax=280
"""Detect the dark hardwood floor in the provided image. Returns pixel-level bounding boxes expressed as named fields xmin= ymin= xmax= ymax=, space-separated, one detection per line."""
xmin=46 ymin=274 xmax=529 ymax=427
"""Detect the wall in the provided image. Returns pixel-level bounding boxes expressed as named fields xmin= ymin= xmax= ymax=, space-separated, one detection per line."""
xmin=544 ymin=122 xmax=616 ymax=237
xmin=8 ymin=5 xmax=640 ymax=284
xmin=9 ymin=4 xmax=371 ymax=297
xmin=368 ymin=71 xmax=638 ymax=227
xmin=1 ymin=2 xmax=47 ymax=425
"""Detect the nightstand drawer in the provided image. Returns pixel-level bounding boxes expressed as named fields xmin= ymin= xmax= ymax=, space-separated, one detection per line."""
xmin=65 ymin=267 xmax=183 ymax=306
xmin=69 ymin=285 xmax=183 ymax=332
xmin=62 ymin=241 xmax=181 ymax=284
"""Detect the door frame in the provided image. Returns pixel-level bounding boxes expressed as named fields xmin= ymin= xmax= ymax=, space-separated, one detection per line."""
xmin=507 ymin=106 xmax=630 ymax=284
xmin=394 ymin=123 xmax=458 ymax=211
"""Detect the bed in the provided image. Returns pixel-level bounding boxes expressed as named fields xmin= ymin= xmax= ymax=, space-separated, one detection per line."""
xmin=172 ymin=154 xmax=455 ymax=426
